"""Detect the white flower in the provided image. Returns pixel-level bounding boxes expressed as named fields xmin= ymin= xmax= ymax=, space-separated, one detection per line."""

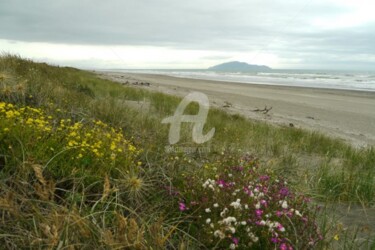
xmin=203 ymin=179 xmax=216 ymax=189
xmin=210 ymin=223 xmax=214 ymax=228
xmin=295 ymin=210 xmax=302 ymax=217
xmin=241 ymin=221 xmax=247 ymax=225
xmin=222 ymin=216 xmax=237 ymax=225
xmin=255 ymin=202 xmax=260 ymax=209
xmin=281 ymin=201 xmax=288 ymax=209
xmin=254 ymin=188 xmax=259 ymax=193
xmin=259 ymin=220 xmax=266 ymax=226
xmin=220 ymin=208 xmax=228 ymax=217
xmin=213 ymin=203 xmax=219 ymax=208
xmin=229 ymin=243 xmax=236 ymax=249
xmin=205 ymin=208 xmax=211 ymax=213
xmin=206 ymin=218 xmax=211 ymax=224
xmin=227 ymin=226 xmax=236 ymax=234
xmin=228 ymin=173 xmax=233 ymax=177
xmin=230 ymin=199 xmax=241 ymax=209
xmin=214 ymin=230 xmax=225 ymax=239
xmin=202 ymin=179 xmax=210 ymax=188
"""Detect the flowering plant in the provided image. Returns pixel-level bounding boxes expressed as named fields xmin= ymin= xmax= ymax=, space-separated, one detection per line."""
xmin=0 ymin=102 xmax=140 ymax=176
xmin=178 ymin=155 xmax=322 ymax=249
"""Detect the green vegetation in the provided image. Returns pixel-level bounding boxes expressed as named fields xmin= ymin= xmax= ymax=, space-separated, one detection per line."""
xmin=0 ymin=55 xmax=374 ymax=249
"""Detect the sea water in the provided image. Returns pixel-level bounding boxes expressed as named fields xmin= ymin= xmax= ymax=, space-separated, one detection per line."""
xmin=111 ymin=69 xmax=375 ymax=92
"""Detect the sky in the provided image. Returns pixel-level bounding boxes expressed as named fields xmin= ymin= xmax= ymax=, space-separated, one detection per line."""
xmin=0 ymin=0 xmax=374 ymax=70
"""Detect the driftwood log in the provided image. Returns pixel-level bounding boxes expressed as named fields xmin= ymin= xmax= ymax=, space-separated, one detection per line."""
xmin=223 ymin=101 xmax=232 ymax=108
xmin=252 ymin=106 xmax=272 ymax=114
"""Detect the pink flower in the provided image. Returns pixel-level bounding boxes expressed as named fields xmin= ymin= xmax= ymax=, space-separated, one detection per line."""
xmin=232 ymin=237 xmax=239 ymax=245
xmin=280 ymin=243 xmax=288 ymax=250
xmin=217 ymin=179 xmax=228 ymax=188
xmin=276 ymin=211 xmax=283 ymax=217
xmin=179 ymin=202 xmax=186 ymax=211
xmin=255 ymin=209 xmax=263 ymax=217
xmin=260 ymin=199 xmax=268 ymax=207
xmin=279 ymin=187 xmax=290 ymax=197
xmin=259 ymin=175 xmax=270 ymax=181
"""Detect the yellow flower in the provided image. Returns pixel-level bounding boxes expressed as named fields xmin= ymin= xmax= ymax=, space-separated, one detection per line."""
xmin=69 ymin=131 xmax=77 ymax=137
xmin=5 ymin=110 xmax=15 ymax=118
xmin=3 ymin=128 xmax=9 ymax=132
xmin=333 ymin=234 xmax=339 ymax=241
xmin=128 ymin=145 xmax=136 ymax=152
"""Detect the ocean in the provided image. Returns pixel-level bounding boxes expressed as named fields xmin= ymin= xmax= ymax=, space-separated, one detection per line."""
xmin=108 ymin=69 xmax=375 ymax=92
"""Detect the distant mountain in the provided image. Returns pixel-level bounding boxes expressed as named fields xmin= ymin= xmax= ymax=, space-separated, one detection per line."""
xmin=208 ymin=61 xmax=271 ymax=72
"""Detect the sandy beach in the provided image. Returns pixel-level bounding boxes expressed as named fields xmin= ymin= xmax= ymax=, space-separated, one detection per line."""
xmin=99 ymin=72 xmax=375 ymax=147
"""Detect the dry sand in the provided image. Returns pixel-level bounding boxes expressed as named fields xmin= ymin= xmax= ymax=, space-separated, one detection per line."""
xmin=99 ymin=72 xmax=375 ymax=147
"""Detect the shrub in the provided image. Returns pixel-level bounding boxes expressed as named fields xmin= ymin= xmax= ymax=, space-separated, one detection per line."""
xmin=0 ymin=101 xmax=140 ymax=178
xmin=177 ymin=155 xmax=323 ymax=249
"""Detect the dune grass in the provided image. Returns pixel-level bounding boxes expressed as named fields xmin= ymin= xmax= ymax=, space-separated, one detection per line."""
xmin=0 ymin=54 xmax=374 ymax=249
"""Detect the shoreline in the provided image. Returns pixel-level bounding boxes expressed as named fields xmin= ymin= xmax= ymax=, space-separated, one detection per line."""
xmin=98 ymin=71 xmax=375 ymax=147
xmin=97 ymin=70 xmax=375 ymax=93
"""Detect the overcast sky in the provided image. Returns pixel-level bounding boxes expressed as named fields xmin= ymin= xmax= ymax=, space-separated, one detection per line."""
xmin=1 ymin=0 xmax=374 ymax=70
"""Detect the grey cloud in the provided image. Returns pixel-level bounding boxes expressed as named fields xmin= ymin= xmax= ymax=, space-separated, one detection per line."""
xmin=0 ymin=0 xmax=374 ymax=69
